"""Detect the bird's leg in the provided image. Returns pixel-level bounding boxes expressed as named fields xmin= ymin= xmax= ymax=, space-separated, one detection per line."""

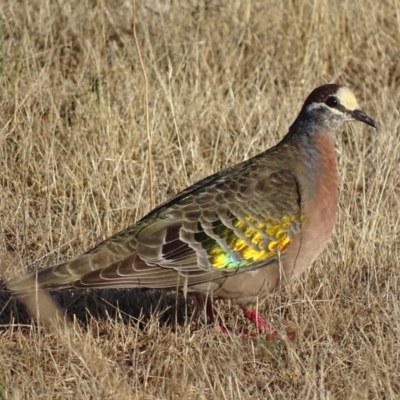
xmin=194 ymin=293 xmax=215 ymax=324
xmin=242 ymin=308 xmax=296 ymax=340
xmin=195 ymin=295 xmax=294 ymax=339
xmin=194 ymin=294 xmax=232 ymax=333
xmin=242 ymin=308 xmax=278 ymax=338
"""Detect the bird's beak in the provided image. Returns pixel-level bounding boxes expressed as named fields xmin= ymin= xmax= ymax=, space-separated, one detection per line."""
xmin=351 ymin=109 xmax=377 ymax=128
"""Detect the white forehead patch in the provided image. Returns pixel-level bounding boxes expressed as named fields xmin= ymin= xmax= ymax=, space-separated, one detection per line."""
xmin=336 ymin=87 xmax=360 ymax=111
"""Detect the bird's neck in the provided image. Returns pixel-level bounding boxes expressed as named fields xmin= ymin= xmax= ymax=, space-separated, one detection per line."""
xmin=276 ymin=124 xmax=340 ymax=234
xmin=281 ymin=124 xmax=339 ymax=187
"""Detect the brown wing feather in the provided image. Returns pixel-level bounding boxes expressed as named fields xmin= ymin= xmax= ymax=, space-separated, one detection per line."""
xmin=8 ymin=152 xmax=303 ymax=294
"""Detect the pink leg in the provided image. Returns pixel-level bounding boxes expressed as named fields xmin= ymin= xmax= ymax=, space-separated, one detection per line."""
xmin=195 ymin=294 xmax=215 ymax=324
xmin=194 ymin=294 xmax=232 ymax=333
xmin=195 ymin=296 xmax=295 ymax=339
xmin=243 ymin=308 xmax=296 ymax=340
xmin=243 ymin=308 xmax=278 ymax=338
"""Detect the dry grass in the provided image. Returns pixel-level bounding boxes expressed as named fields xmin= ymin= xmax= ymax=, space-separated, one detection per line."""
xmin=0 ymin=0 xmax=399 ymax=398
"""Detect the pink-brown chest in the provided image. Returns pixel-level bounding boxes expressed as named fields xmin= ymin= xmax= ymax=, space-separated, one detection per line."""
xmin=300 ymin=131 xmax=339 ymax=259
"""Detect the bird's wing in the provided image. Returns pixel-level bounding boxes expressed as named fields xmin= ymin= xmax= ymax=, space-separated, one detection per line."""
xmin=8 ymin=156 xmax=304 ymax=293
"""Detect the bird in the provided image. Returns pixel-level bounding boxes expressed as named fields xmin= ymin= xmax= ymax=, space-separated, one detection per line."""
xmin=8 ymin=84 xmax=377 ymax=338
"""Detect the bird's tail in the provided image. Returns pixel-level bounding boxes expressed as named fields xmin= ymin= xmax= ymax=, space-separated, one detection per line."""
xmin=7 ymin=253 xmax=96 ymax=294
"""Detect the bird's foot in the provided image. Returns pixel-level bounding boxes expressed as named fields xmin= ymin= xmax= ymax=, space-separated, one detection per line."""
xmin=242 ymin=308 xmax=278 ymax=339
xmin=243 ymin=308 xmax=296 ymax=340
xmin=195 ymin=294 xmax=238 ymax=335
xmin=194 ymin=294 xmax=295 ymax=340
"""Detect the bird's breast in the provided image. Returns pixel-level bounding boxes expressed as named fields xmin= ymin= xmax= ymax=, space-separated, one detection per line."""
xmin=297 ymin=132 xmax=339 ymax=260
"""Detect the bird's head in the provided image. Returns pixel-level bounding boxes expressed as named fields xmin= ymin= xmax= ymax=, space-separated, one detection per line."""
xmin=293 ymin=84 xmax=377 ymax=132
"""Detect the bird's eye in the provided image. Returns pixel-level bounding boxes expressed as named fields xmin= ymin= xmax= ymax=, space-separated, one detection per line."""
xmin=326 ymin=96 xmax=338 ymax=108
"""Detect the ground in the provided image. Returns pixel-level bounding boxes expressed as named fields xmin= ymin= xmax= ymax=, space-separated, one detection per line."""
xmin=0 ymin=0 xmax=399 ymax=398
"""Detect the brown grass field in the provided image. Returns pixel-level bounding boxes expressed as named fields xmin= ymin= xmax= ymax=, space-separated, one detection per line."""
xmin=0 ymin=0 xmax=399 ymax=398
